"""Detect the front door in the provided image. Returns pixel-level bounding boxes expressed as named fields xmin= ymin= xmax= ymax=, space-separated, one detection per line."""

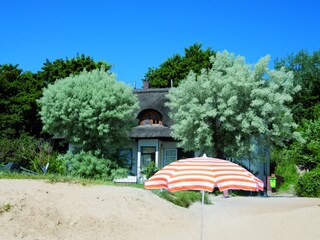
xmin=141 ymin=146 xmax=156 ymax=169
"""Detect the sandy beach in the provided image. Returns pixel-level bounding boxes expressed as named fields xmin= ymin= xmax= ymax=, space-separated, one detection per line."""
xmin=0 ymin=179 xmax=319 ymax=240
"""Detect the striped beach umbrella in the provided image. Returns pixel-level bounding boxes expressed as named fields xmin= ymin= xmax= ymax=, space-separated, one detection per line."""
xmin=144 ymin=154 xmax=264 ymax=240
xmin=145 ymin=155 xmax=264 ymax=192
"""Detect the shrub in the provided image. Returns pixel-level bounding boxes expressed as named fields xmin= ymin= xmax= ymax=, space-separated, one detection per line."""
xmin=30 ymin=139 xmax=66 ymax=175
xmin=295 ymin=165 xmax=320 ymax=197
xmin=0 ymin=134 xmax=37 ymax=167
xmin=154 ymin=190 xmax=211 ymax=208
xmin=58 ymin=151 xmax=117 ymax=180
xmin=111 ymin=168 xmax=129 ymax=180
xmin=274 ymin=150 xmax=299 ymax=191
xmin=141 ymin=162 xmax=160 ymax=179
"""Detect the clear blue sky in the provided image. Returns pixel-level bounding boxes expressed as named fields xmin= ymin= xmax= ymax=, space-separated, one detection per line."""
xmin=1 ymin=0 xmax=319 ymax=88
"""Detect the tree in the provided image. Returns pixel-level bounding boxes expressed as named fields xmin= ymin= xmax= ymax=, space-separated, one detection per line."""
xmin=0 ymin=64 xmax=43 ymax=138
xmin=0 ymin=54 xmax=110 ymax=139
xmin=275 ymin=49 xmax=320 ymax=122
xmin=38 ymin=54 xmax=111 ymax=85
xmin=143 ymin=43 xmax=215 ymax=88
xmin=166 ymin=51 xmax=301 ymax=159
xmin=38 ymin=68 xmax=139 ymax=157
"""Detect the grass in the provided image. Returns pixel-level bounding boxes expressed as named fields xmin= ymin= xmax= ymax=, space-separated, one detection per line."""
xmin=0 ymin=171 xmax=114 ymax=186
xmin=153 ymin=189 xmax=212 ymax=208
xmin=0 ymin=203 xmax=12 ymax=214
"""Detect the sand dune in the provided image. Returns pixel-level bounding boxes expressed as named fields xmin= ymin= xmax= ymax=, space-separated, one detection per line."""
xmin=0 ymin=179 xmax=319 ymax=240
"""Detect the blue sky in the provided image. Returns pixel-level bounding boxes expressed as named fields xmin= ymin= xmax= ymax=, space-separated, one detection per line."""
xmin=1 ymin=0 xmax=319 ymax=88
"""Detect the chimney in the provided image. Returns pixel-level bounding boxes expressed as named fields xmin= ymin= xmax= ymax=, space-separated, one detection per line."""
xmin=143 ymin=80 xmax=150 ymax=89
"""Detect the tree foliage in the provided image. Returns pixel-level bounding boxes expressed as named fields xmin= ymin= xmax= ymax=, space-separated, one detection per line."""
xmin=166 ymin=51 xmax=301 ymax=158
xmin=58 ymin=151 xmax=117 ymax=180
xmin=38 ymin=54 xmax=111 ymax=85
xmin=0 ymin=54 xmax=111 ymax=139
xmin=144 ymin=43 xmax=215 ymax=88
xmin=295 ymin=165 xmax=320 ymax=197
xmin=0 ymin=64 xmax=43 ymax=138
xmin=38 ymin=68 xmax=139 ymax=156
xmin=275 ymin=49 xmax=320 ymax=122
xmin=276 ymin=117 xmax=320 ymax=171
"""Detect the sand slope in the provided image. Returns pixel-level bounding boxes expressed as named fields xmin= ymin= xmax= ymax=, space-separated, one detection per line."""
xmin=0 ymin=179 xmax=319 ymax=240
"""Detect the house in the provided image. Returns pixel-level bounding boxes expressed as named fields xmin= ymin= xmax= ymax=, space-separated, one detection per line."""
xmin=123 ymin=81 xmax=193 ymax=183
xmin=121 ymin=81 xmax=269 ymax=186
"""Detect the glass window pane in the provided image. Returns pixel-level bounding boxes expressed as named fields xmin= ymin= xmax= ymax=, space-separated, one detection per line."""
xmin=164 ymin=149 xmax=177 ymax=166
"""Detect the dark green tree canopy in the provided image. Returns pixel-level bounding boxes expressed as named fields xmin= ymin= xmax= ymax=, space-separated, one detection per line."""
xmin=275 ymin=49 xmax=320 ymax=122
xmin=143 ymin=43 xmax=216 ymax=88
xmin=38 ymin=54 xmax=112 ymax=85
xmin=0 ymin=64 xmax=42 ymax=138
xmin=0 ymin=54 xmax=112 ymax=139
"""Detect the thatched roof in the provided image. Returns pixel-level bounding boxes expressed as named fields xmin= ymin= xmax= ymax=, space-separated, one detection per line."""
xmin=130 ymin=125 xmax=171 ymax=138
xmin=130 ymin=88 xmax=174 ymax=139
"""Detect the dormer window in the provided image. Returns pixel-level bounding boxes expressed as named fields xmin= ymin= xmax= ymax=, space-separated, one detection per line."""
xmin=138 ymin=109 xmax=163 ymax=126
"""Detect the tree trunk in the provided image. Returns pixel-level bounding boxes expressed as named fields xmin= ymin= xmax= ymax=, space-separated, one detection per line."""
xmin=212 ymin=118 xmax=225 ymax=159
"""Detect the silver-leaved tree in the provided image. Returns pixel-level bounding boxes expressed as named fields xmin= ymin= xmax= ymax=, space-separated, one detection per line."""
xmin=166 ymin=51 xmax=302 ymax=159
xmin=38 ymin=68 xmax=139 ymax=157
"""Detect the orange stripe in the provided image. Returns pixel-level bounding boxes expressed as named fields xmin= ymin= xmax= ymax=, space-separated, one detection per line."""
xmin=219 ymin=185 xmax=261 ymax=191
xmin=215 ymin=178 xmax=259 ymax=184
xmin=144 ymin=184 xmax=168 ymax=189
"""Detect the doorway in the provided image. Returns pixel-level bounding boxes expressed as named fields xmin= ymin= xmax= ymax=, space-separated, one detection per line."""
xmin=141 ymin=146 xmax=156 ymax=169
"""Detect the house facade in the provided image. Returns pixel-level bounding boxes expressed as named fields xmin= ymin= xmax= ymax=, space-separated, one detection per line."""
xmin=125 ymin=83 xmax=193 ymax=183
xmin=123 ymin=82 xmax=269 ymax=186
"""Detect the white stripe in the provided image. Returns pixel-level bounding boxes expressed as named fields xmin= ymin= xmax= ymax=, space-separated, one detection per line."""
xmin=169 ymin=181 xmax=214 ymax=189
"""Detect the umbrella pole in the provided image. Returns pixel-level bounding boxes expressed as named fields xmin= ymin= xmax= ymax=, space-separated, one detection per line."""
xmin=200 ymin=190 xmax=204 ymax=240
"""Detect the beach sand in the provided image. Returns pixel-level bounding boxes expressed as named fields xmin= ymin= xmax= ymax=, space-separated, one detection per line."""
xmin=0 ymin=179 xmax=319 ymax=240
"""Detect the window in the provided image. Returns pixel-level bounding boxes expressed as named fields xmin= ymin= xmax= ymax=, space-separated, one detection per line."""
xmin=164 ymin=149 xmax=177 ymax=166
xmin=119 ymin=148 xmax=133 ymax=170
xmin=141 ymin=146 xmax=156 ymax=168
xmin=138 ymin=109 xmax=163 ymax=125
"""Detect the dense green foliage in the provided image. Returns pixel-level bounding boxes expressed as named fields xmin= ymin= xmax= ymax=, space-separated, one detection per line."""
xmin=0 ymin=65 xmax=43 ymax=138
xmin=0 ymin=55 xmax=111 ymax=139
xmin=110 ymin=168 xmax=130 ymax=180
xmin=0 ymin=135 xmax=65 ymax=174
xmin=0 ymin=134 xmax=37 ymax=167
xmin=144 ymin=43 xmax=215 ymax=88
xmin=291 ymin=118 xmax=320 ymax=170
xmin=38 ymin=54 xmax=111 ymax=85
xmin=273 ymin=148 xmax=299 ymax=191
xmin=167 ymin=51 xmax=300 ymax=158
xmin=275 ymin=49 xmax=320 ymax=122
xmin=295 ymin=166 xmax=320 ymax=197
xmin=154 ymin=190 xmax=211 ymax=208
xmin=273 ymin=50 xmax=319 ymax=187
xmin=58 ymin=151 xmax=117 ymax=180
xmin=38 ymin=68 xmax=139 ymax=155
xmin=141 ymin=162 xmax=160 ymax=179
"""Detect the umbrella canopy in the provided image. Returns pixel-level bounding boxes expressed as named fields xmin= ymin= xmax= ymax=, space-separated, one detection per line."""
xmin=144 ymin=155 xmax=264 ymax=240
xmin=145 ymin=155 xmax=264 ymax=192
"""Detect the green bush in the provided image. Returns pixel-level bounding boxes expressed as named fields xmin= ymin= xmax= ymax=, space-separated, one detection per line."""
xmin=29 ymin=139 xmax=66 ymax=175
xmin=295 ymin=165 xmax=320 ymax=197
xmin=111 ymin=168 xmax=129 ymax=180
xmin=58 ymin=151 xmax=117 ymax=180
xmin=274 ymin=151 xmax=299 ymax=191
xmin=0 ymin=134 xmax=37 ymax=167
xmin=154 ymin=190 xmax=211 ymax=208
xmin=141 ymin=162 xmax=160 ymax=179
